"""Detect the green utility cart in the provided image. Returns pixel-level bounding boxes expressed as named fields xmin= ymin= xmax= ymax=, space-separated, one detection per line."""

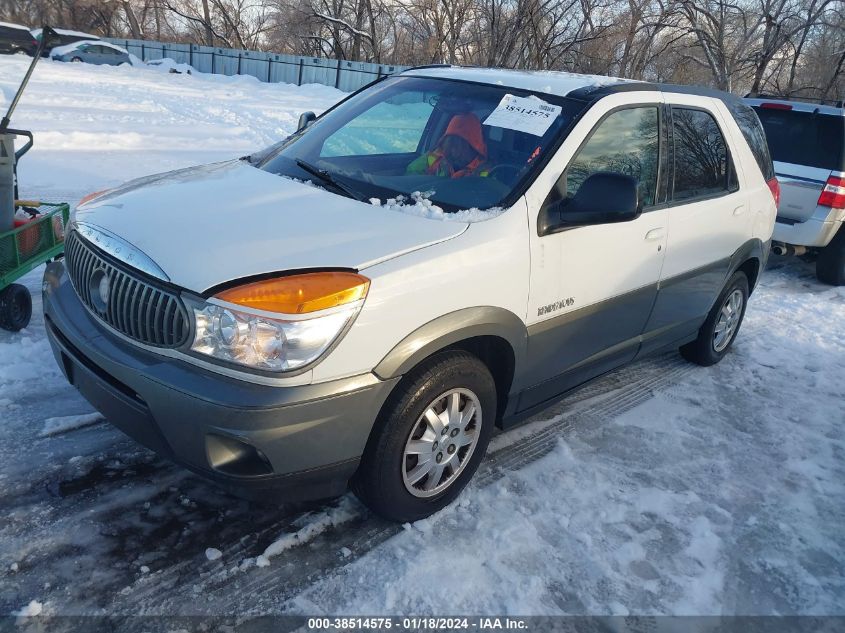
xmin=0 ymin=26 xmax=69 ymax=331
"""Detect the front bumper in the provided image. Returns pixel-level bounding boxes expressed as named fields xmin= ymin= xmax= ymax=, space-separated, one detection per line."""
xmin=42 ymin=261 xmax=398 ymax=501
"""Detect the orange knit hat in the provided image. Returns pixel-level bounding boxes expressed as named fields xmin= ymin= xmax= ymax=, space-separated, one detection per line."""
xmin=441 ymin=113 xmax=487 ymax=158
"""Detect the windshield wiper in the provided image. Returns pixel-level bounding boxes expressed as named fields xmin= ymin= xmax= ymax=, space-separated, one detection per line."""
xmin=295 ymin=159 xmax=365 ymax=202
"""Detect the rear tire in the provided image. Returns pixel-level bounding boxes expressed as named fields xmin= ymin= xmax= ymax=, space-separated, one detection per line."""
xmin=817 ymin=226 xmax=845 ymax=286
xmin=353 ymin=351 xmax=496 ymax=523
xmin=680 ymin=271 xmax=749 ymax=366
xmin=71 ymin=56 xmax=83 ymax=63
xmin=0 ymin=284 xmax=32 ymax=332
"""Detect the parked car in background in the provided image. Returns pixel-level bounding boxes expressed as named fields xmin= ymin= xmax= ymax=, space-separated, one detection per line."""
xmin=745 ymin=96 xmax=845 ymax=284
xmin=50 ymin=40 xmax=131 ymax=66
xmin=32 ymin=27 xmax=99 ymax=56
xmin=146 ymin=58 xmax=193 ymax=74
xmin=44 ymin=68 xmax=776 ymax=522
xmin=0 ymin=21 xmax=37 ymax=56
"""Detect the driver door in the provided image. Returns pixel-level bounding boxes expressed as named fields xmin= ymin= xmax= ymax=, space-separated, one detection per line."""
xmin=519 ymin=99 xmax=669 ymax=410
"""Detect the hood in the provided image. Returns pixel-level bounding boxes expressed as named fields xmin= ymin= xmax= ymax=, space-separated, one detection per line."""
xmin=74 ymin=160 xmax=468 ymax=292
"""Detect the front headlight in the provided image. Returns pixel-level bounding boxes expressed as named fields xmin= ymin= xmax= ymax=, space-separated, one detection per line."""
xmin=185 ymin=272 xmax=369 ymax=373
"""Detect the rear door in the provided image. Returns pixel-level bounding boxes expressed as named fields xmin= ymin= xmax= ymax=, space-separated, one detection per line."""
xmin=752 ymin=104 xmax=845 ymax=222
xmin=643 ymin=96 xmax=751 ymax=350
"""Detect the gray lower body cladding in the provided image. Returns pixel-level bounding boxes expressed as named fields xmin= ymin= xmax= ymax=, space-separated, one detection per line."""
xmin=42 ymin=261 xmax=398 ymax=501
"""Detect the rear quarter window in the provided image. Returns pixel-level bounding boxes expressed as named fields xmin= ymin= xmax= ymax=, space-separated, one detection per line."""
xmin=753 ymin=107 xmax=845 ymax=172
xmin=729 ymin=103 xmax=775 ymax=181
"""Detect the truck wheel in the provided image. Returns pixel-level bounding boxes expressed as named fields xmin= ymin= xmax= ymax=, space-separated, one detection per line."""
xmin=816 ymin=227 xmax=845 ymax=286
xmin=353 ymin=351 xmax=496 ymax=522
xmin=0 ymin=284 xmax=32 ymax=332
xmin=680 ymin=271 xmax=749 ymax=367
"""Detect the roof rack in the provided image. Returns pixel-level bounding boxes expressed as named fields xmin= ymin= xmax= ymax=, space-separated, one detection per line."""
xmin=745 ymin=93 xmax=844 ymax=108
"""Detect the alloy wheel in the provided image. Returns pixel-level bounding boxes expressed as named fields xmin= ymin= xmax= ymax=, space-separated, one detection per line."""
xmin=713 ymin=288 xmax=743 ymax=352
xmin=402 ymin=388 xmax=482 ymax=498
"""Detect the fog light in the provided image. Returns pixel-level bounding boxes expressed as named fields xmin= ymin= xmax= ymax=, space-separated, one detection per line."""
xmin=206 ymin=434 xmax=273 ymax=477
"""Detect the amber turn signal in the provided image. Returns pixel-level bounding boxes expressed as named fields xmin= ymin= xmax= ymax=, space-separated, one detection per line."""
xmin=78 ymin=190 xmax=109 ymax=207
xmin=214 ymin=272 xmax=370 ymax=315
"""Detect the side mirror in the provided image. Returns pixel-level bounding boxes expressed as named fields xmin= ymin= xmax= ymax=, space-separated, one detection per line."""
xmin=297 ymin=111 xmax=316 ymax=132
xmin=539 ymin=172 xmax=641 ymax=235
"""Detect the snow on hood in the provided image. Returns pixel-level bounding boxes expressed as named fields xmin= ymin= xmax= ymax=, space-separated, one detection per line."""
xmin=73 ymin=160 xmax=469 ymax=292
xmin=369 ymin=191 xmax=504 ymax=222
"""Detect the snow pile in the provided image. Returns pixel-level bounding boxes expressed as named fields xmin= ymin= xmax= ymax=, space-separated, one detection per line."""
xmin=145 ymin=58 xmax=193 ymax=74
xmin=205 ymin=548 xmax=222 ymax=562
xmin=39 ymin=413 xmax=103 ymax=438
xmin=369 ymin=191 xmax=504 ymax=223
xmin=256 ymin=496 xmax=360 ymax=567
xmin=11 ymin=599 xmax=43 ymax=617
xmin=0 ymin=54 xmax=344 ymax=204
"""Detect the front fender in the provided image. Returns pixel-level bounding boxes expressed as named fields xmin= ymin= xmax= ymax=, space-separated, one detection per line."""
xmin=372 ymin=306 xmax=528 ymax=386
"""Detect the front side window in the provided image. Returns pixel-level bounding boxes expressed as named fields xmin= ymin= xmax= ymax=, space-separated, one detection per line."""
xmin=257 ymin=76 xmax=586 ymax=212
xmin=672 ymin=108 xmax=733 ymax=201
xmin=561 ymin=106 xmax=660 ymax=207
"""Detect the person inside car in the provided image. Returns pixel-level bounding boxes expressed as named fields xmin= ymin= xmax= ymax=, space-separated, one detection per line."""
xmin=407 ymin=113 xmax=490 ymax=178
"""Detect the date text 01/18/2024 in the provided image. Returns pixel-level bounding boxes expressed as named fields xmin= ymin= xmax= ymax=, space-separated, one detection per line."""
xmin=306 ymin=617 xmax=529 ymax=629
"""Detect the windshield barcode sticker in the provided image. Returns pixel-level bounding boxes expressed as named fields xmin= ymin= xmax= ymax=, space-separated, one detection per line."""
xmin=482 ymin=94 xmax=562 ymax=137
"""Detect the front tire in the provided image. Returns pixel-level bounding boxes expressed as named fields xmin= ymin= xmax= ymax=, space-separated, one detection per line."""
xmin=817 ymin=226 xmax=845 ymax=286
xmin=680 ymin=271 xmax=749 ymax=366
xmin=353 ymin=351 xmax=496 ymax=522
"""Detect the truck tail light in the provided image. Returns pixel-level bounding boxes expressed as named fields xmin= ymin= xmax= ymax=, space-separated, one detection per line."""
xmin=760 ymin=102 xmax=792 ymax=110
xmin=818 ymin=176 xmax=845 ymax=209
xmin=767 ymin=177 xmax=781 ymax=207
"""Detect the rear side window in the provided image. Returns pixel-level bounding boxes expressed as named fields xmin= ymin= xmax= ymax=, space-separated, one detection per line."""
xmin=671 ymin=107 xmax=734 ymax=201
xmin=753 ymin=107 xmax=844 ymax=171
xmin=729 ymin=104 xmax=775 ymax=180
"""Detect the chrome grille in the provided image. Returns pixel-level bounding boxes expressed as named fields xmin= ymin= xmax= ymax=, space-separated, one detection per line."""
xmin=64 ymin=230 xmax=189 ymax=348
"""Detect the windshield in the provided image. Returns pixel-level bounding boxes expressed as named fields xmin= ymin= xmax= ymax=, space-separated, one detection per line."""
xmin=256 ymin=76 xmax=586 ymax=212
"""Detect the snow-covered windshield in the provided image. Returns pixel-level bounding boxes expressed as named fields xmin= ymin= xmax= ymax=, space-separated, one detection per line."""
xmin=255 ymin=76 xmax=586 ymax=213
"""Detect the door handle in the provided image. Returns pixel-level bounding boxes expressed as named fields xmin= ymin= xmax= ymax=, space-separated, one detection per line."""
xmin=733 ymin=205 xmax=746 ymax=216
xmin=645 ymin=228 xmax=666 ymax=241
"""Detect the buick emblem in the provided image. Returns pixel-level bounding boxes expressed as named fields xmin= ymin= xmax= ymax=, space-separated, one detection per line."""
xmin=89 ymin=269 xmax=111 ymax=312
xmin=98 ymin=274 xmax=111 ymax=304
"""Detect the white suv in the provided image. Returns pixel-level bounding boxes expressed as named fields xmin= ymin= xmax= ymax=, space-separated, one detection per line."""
xmin=43 ymin=67 xmax=777 ymax=522
xmin=744 ymin=96 xmax=845 ymax=284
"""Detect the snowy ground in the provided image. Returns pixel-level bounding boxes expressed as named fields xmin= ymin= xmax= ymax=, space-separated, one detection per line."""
xmin=1 ymin=56 xmax=844 ymax=619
